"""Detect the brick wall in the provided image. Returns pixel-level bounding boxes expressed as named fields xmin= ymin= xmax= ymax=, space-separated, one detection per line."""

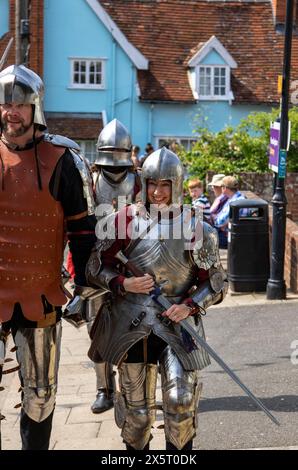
xmin=285 ymin=173 xmax=298 ymax=223
xmin=245 ymin=190 xmax=298 ymax=293
xmin=28 ymin=0 xmax=44 ymax=77
xmin=271 ymin=0 xmax=287 ymax=24
xmin=0 ymin=0 xmax=43 ymax=77
xmin=283 ymin=216 xmax=298 ymax=293
xmin=271 ymin=0 xmax=298 ymax=26
xmin=206 ymin=171 xmax=298 ymax=224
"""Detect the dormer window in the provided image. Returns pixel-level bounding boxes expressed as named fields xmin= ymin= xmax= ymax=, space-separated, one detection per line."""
xmin=198 ymin=65 xmax=228 ymax=98
xmin=188 ymin=36 xmax=237 ymax=102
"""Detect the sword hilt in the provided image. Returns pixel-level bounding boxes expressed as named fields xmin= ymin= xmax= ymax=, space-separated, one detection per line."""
xmin=115 ymin=250 xmax=145 ymax=278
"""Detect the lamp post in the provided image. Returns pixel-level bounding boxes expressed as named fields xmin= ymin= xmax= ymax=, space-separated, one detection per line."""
xmin=15 ymin=0 xmax=30 ymax=66
xmin=15 ymin=0 xmax=21 ymax=65
xmin=266 ymin=0 xmax=295 ymax=299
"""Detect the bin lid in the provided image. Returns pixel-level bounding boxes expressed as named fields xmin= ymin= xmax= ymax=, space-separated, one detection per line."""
xmin=230 ymin=198 xmax=268 ymax=209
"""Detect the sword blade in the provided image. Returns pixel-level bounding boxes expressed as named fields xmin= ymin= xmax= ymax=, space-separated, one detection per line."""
xmin=152 ymin=291 xmax=280 ymax=426
xmin=114 ymin=251 xmax=279 ymax=426
xmin=0 ymin=38 xmax=14 ymax=72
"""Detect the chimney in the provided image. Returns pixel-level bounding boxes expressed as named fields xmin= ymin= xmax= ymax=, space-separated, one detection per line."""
xmin=271 ymin=0 xmax=297 ymax=29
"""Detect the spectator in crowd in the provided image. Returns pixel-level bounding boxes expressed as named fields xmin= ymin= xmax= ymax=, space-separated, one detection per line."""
xmin=139 ymin=143 xmax=154 ymax=167
xmin=208 ymin=174 xmax=228 ymax=224
xmin=187 ymin=178 xmax=211 ymax=222
xmin=213 ymin=176 xmax=246 ymax=248
xmin=169 ymin=140 xmax=179 ymax=153
xmin=131 ymin=145 xmax=140 ymax=169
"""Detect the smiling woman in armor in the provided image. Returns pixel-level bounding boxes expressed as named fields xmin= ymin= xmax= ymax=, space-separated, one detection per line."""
xmin=88 ymin=147 xmax=228 ymax=451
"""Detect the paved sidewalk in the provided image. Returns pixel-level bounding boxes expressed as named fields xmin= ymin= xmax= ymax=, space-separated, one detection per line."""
xmin=1 ymin=319 xmax=166 ymax=450
xmin=1 ymin=272 xmax=298 ymax=450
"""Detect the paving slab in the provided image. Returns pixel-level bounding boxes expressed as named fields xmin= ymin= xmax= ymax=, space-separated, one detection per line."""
xmin=2 ymin=289 xmax=298 ymax=451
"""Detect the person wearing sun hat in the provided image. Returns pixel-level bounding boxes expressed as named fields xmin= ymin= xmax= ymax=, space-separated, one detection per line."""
xmin=208 ymin=174 xmax=228 ymax=223
xmin=213 ymin=175 xmax=246 ymax=248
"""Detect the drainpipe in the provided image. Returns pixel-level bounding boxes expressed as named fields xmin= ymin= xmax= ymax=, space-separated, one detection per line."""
xmin=20 ymin=0 xmax=30 ymax=67
xmin=101 ymin=109 xmax=108 ymax=127
xmin=15 ymin=0 xmax=21 ymax=65
xmin=148 ymin=103 xmax=154 ymax=144
xmin=111 ymin=39 xmax=116 ymax=120
xmin=129 ymin=65 xmax=135 ymax=135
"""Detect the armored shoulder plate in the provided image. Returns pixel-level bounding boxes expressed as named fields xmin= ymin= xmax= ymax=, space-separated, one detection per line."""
xmin=43 ymin=133 xmax=81 ymax=151
xmin=69 ymin=149 xmax=95 ymax=215
xmin=193 ymin=222 xmax=220 ymax=271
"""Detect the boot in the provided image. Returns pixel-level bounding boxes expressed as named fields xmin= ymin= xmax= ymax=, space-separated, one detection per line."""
xmin=91 ymin=362 xmax=115 ymax=414
xmin=166 ymin=439 xmax=193 ymax=450
xmin=91 ymin=388 xmax=114 ymax=414
xmin=126 ymin=442 xmax=150 ymax=451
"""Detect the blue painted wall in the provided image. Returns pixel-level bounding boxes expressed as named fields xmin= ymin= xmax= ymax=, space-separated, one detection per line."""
xmin=149 ymin=102 xmax=270 ymax=150
xmin=43 ymin=0 xmax=271 ymax=154
xmin=44 ymin=0 xmax=111 ymax=113
xmin=201 ymin=49 xmax=227 ymax=65
xmin=0 ymin=0 xmax=9 ymax=38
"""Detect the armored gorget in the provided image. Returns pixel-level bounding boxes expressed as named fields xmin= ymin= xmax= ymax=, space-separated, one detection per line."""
xmin=95 ymin=170 xmax=136 ymax=207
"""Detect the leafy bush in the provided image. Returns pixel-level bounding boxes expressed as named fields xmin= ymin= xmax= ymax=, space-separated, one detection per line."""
xmin=179 ymin=107 xmax=298 ymax=180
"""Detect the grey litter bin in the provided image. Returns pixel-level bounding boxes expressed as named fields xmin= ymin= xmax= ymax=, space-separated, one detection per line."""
xmin=228 ymin=198 xmax=270 ymax=292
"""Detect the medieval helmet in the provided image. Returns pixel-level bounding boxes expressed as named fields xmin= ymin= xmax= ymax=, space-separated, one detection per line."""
xmin=95 ymin=118 xmax=133 ymax=167
xmin=141 ymin=147 xmax=184 ymax=205
xmin=0 ymin=64 xmax=46 ymax=130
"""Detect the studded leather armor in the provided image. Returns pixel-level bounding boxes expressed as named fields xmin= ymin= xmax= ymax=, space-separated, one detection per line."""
xmin=0 ymin=140 xmax=67 ymax=321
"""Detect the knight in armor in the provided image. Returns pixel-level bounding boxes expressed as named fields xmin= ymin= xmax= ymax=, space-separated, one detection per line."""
xmin=88 ymin=147 xmax=228 ymax=450
xmin=0 ymin=65 xmax=97 ymax=450
xmin=90 ymin=119 xmax=140 ymax=414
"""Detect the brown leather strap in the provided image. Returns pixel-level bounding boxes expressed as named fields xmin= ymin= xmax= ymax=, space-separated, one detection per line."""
xmin=66 ymin=210 xmax=88 ymax=221
xmin=2 ymin=365 xmax=20 ymax=374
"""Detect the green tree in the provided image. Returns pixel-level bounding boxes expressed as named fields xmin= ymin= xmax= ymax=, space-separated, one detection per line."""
xmin=179 ymin=108 xmax=298 ymax=180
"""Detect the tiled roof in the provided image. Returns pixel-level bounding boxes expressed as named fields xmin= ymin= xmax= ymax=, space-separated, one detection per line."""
xmin=100 ymin=0 xmax=298 ymax=104
xmin=46 ymin=114 xmax=103 ymax=140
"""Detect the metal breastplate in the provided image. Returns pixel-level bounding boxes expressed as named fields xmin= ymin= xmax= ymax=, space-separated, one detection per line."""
xmin=126 ymin=209 xmax=198 ymax=297
xmin=91 ymin=208 xmax=209 ymax=371
xmin=95 ymin=171 xmax=136 ymax=207
xmin=0 ymin=141 xmax=66 ymax=322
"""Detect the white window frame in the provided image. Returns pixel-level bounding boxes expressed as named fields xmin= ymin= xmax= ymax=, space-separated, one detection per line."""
xmin=76 ymin=140 xmax=97 ymax=163
xmin=196 ymin=65 xmax=231 ymax=101
xmin=155 ymin=136 xmax=197 ymax=152
xmin=69 ymin=58 xmax=106 ymax=89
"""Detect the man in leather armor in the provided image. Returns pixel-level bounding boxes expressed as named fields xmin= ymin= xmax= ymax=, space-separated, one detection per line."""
xmin=90 ymin=119 xmax=140 ymax=414
xmin=0 ymin=65 xmax=97 ymax=450
xmin=88 ymin=147 xmax=228 ymax=450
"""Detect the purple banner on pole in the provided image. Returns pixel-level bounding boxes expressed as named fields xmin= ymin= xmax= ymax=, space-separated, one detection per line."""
xmin=269 ymin=122 xmax=280 ymax=173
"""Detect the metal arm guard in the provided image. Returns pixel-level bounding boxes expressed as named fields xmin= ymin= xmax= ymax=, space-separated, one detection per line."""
xmin=86 ymin=237 xmax=119 ymax=291
xmin=63 ymin=286 xmax=108 ymax=328
xmin=191 ymin=269 xmax=228 ymax=310
xmin=191 ymin=222 xmax=228 ymax=309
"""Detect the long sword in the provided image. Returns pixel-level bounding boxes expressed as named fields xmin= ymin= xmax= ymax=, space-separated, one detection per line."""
xmin=115 ymin=250 xmax=280 ymax=426
xmin=0 ymin=38 xmax=14 ymax=72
